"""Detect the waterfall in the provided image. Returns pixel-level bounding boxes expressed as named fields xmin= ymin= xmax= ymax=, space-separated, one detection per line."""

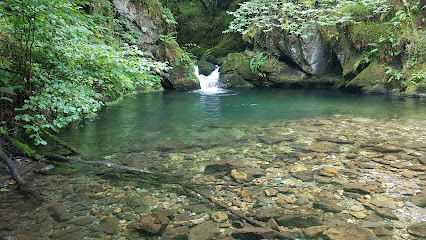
xmin=194 ymin=65 xmax=226 ymax=93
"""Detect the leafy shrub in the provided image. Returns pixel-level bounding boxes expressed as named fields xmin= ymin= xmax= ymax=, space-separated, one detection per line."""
xmin=0 ymin=0 xmax=168 ymax=144
xmin=225 ymin=0 xmax=390 ymax=37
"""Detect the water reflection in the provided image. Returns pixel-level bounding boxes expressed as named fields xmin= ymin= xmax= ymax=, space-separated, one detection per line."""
xmin=196 ymin=93 xmax=222 ymax=122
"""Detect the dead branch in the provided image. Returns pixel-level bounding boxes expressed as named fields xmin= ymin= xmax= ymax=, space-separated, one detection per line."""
xmin=0 ymin=146 xmax=44 ymax=201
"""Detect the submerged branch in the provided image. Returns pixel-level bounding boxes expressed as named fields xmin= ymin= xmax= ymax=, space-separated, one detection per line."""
xmin=70 ymin=160 xmax=152 ymax=173
xmin=0 ymin=146 xmax=44 ymax=201
xmin=181 ymin=182 xmax=268 ymax=228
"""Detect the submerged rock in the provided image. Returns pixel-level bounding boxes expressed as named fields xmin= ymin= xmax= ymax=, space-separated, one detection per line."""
xmin=323 ymin=224 xmax=378 ymax=240
xmin=303 ymin=141 xmax=339 ymax=153
xmin=211 ymin=212 xmax=228 ymax=223
xmin=231 ymin=227 xmax=276 ymax=240
xmin=136 ymin=213 xmax=168 ymax=234
xmin=188 ymin=221 xmax=219 ymax=240
xmin=410 ymin=194 xmax=426 ymax=207
xmin=373 ymin=144 xmax=403 ymax=153
xmin=407 ymin=221 xmax=426 ymax=237
xmin=313 ymin=197 xmax=344 ymax=213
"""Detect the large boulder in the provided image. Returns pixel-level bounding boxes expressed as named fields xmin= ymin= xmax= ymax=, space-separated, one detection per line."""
xmin=221 ymin=52 xmax=259 ymax=81
xmin=277 ymin=26 xmax=340 ymax=76
xmin=345 ymin=61 xmax=386 ymax=92
xmin=164 ymin=65 xmax=200 ymax=90
xmin=197 ymin=60 xmax=215 ymax=76
xmin=219 ymin=74 xmax=253 ymax=88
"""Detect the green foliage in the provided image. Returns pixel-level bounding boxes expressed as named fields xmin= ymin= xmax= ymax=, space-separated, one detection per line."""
xmin=249 ymin=52 xmax=267 ymax=77
xmin=384 ymin=66 xmax=406 ymax=86
xmin=0 ymin=0 xmax=168 ymax=145
xmin=353 ymin=43 xmax=379 ymax=71
xmin=225 ymin=0 xmax=390 ymax=37
xmin=162 ymin=7 xmax=178 ymax=25
xmin=410 ymin=71 xmax=426 ymax=83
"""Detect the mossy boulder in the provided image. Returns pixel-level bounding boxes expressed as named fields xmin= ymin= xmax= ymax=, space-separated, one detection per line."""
xmin=221 ymin=52 xmax=259 ymax=81
xmin=209 ymin=33 xmax=248 ymax=58
xmin=406 ymin=83 xmax=426 ymax=94
xmin=219 ymin=74 xmax=253 ymax=88
xmin=346 ymin=61 xmax=386 ymax=92
xmin=164 ymin=65 xmax=200 ymax=90
xmin=262 ymin=59 xmax=315 ymax=87
xmin=197 ymin=60 xmax=215 ymax=76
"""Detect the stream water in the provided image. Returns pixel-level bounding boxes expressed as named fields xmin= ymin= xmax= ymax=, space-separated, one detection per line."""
xmin=1 ymin=88 xmax=426 ymax=240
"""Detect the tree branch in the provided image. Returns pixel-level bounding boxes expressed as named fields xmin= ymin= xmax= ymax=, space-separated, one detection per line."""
xmin=0 ymin=146 xmax=44 ymax=201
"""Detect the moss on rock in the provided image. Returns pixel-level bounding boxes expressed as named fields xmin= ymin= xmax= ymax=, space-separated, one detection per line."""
xmin=208 ymin=33 xmax=248 ymax=58
xmin=197 ymin=60 xmax=215 ymax=75
xmin=219 ymin=74 xmax=253 ymax=88
xmin=221 ymin=52 xmax=258 ymax=80
xmin=166 ymin=64 xmax=200 ymax=90
xmin=346 ymin=61 xmax=386 ymax=91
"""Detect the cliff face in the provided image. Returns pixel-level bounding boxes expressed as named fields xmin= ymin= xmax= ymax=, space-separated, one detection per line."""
xmin=113 ymin=0 xmax=199 ymax=90
xmin=113 ymin=0 xmax=165 ymax=59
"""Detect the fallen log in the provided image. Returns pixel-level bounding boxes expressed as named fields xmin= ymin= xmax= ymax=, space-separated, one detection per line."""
xmin=0 ymin=146 xmax=44 ymax=201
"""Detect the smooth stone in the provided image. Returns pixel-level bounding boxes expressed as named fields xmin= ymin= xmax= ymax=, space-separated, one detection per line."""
xmin=419 ymin=155 xmax=426 ymax=165
xmin=188 ymin=221 xmax=219 ymax=240
xmin=93 ymin=217 xmax=119 ymax=235
xmin=373 ymin=144 xmax=403 ymax=153
xmin=291 ymin=170 xmax=314 ymax=181
xmin=319 ymin=166 xmax=339 ymax=177
xmin=410 ymin=194 xmax=426 ymax=207
xmin=265 ymin=188 xmax=278 ymax=196
xmin=211 ymin=212 xmax=228 ymax=223
xmin=304 ymin=225 xmax=328 ymax=237
xmin=231 ymin=170 xmax=248 ymax=181
xmin=50 ymin=226 xmax=83 ymax=239
xmin=407 ymin=221 xmax=426 ymax=237
xmin=231 ymin=227 xmax=276 ymax=239
xmin=351 ymin=211 xmax=367 ymax=219
xmin=69 ymin=216 xmax=96 ymax=226
xmin=375 ymin=208 xmax=398 ymax=220
xmin=323 ymin=224 xmax=378 ymax=240
xmin=313 ymin=198 xmax=344 ymax=213
xmin=371 ymin=200 xmax=396 ymax=210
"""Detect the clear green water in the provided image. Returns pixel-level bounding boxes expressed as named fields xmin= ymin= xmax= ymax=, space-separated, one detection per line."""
xmin=2 ymin=89 xmax=426 ymax=240
xmin=59 ymin=89 xmax=425 ymax=160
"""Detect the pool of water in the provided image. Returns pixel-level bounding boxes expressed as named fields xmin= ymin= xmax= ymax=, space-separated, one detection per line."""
xmin=1 ymin=89 xmax=426 ymax=240
xmin=59 ymin=89 xmax=425 ymax=158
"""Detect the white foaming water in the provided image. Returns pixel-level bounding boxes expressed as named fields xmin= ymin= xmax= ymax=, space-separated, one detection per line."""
xmin=194 ymin=65 xmax=226 ymax=93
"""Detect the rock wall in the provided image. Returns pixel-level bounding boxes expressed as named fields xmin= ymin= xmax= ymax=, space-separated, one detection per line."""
xmin=278 ymin=26 xmax=340 ymax=76
xmin=112 ymin=0 xmax=200 ymax=90
xmin=113 ymin=0 xmax=165 ymax=59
